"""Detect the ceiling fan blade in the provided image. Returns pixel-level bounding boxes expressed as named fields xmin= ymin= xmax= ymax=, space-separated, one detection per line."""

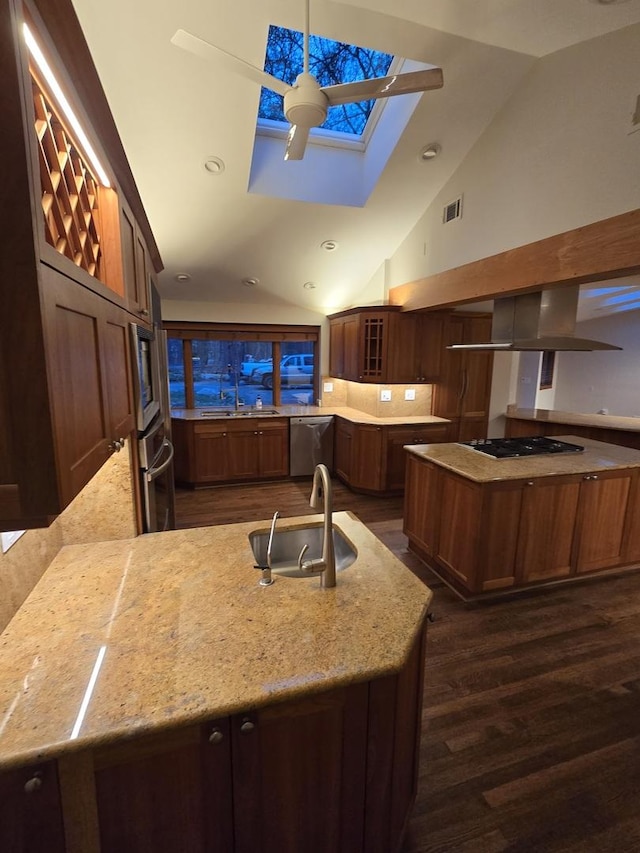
xmin=171 ymin=29 xmax=291 ymax=97
xmin=322 ymin=67 xmax=443 ymax=107
xmin=284 ymin=124 xmax=310 ymax=161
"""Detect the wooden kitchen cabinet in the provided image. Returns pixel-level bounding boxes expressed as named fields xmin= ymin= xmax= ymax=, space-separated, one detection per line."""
xmin=328 ymin=307 xmax=444 ymax=385
xmin=0 ymin=762 xmax=66 ymax=853
xmin=405 ymin=453 xmax=640 ymax=596
xmin=386 ymin=423 xmax=449 ymax=491
xmin=0 ymin=0 xmax=161 ymax=531
xmin=77 ymin=628 xmax=426 ymax=853
xmin=120 ymin=197 xmax=152 ymax=321
xmin=335 ymin=419 xmax=449 ymax=495
xmin=172 ymin=418 xmax=289 ymax=486
xmin=41 ymin=265 xmax=135 ymax=508
xmin=432 ymin=314 xmax=494 ymax=442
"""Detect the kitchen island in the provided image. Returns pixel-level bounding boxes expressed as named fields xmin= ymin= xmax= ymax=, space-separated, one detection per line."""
xmin=0 ymin=513 xmax=431 ymax=853
xmin=404 ymin=436 xmax=640 ymax=598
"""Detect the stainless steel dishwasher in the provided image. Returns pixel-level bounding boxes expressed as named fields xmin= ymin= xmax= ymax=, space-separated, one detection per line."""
xmin=289 ymin=416 xmax=334 ymax=476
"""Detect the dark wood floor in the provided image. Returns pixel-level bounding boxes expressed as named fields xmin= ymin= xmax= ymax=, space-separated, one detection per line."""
xmin=175 ymin=479 xmax=640 ymax=853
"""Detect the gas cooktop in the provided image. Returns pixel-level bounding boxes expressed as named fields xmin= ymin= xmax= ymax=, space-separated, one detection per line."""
xmin=460 ymin=436 xmax=585 ymax=459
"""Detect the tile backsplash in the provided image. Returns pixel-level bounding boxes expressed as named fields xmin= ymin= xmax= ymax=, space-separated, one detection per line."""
xmin=322 ymin=377 xmax=433 ymax=418
xmin=0 ymin=443 xmax=136 ymax=632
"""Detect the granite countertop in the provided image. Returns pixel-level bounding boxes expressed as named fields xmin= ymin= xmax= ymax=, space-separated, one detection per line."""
xmin=506 ymin=407 xmax=640 ymax=433
xmin=405 ymin=436 xmax=640 ymax=483
xmin=171 ymin=404 xmax=449 ymax=427
xmin=0 ymin=512 xmax=431 ymax=770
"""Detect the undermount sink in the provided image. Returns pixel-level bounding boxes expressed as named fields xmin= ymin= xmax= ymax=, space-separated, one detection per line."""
xmin=249 ymin=523 xmax=357 ymax=578
xmin=199 ymin=409 xmax=280 ymax=418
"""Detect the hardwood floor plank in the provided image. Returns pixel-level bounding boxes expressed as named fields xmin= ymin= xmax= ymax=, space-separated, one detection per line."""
xmin=174 ymin=479 xmax=640 ymax=852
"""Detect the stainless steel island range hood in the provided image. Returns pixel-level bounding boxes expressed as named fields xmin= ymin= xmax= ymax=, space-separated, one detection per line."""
xmin=448 ymin=286 xmax=622 ymax=352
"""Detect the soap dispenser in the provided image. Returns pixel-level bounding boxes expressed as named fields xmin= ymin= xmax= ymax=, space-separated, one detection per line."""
xmin=256 ymin=395 xmax=263 ymax=410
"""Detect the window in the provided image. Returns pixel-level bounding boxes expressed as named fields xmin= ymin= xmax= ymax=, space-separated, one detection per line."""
xmin=259 ymin=25 xmax=393 ymax=138
xmin=539 ymin=351 xmax=556 ymax=390
xmin=163 ymin=322 xmax=319 ymax=410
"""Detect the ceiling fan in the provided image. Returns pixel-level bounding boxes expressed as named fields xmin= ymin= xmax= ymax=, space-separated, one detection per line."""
xmin=171 ymin=0 xmax=444 ymax=161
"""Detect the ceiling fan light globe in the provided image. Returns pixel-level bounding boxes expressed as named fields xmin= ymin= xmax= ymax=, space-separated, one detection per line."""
xmin=284 ymin=74 xmax=328 ymax=128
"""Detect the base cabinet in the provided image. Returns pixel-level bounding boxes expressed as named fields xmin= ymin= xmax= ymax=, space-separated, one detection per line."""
xmin=172 ymin=418 xmax=289 ymax=485
xmin=404 ymin=454 xmax=640 ymax=595
xmin=335 ymin=419 xmax=449 ymax=495
xmin=2 ymin=628 xmax=427 ymax=853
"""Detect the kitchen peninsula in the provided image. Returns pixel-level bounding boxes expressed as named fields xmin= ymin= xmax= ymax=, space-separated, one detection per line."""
xmin=404 ymin=436 xmax=640 ymax=598
xmin=0 ymin=513 xmax=431 ymax=853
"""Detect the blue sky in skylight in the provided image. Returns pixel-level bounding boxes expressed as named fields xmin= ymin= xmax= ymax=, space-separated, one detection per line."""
xmin=259 ymin=25 xmax=393 ymax=136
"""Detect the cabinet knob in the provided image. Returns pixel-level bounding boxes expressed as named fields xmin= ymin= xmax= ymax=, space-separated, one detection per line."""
xmin=139 ymin=308 xmax=150 ymax=316
xmin=591 ymin=474 xmax=598 ymax=480
xmin=109 ymin=439 xmax=123 ymax=453
xmin=209 ymin=727 xmax=224 ymax=745
xmin=24 ymin=772 xmax=43 ymax=794
xmin=240 ymin=718 xmax=255 ymax=735
xmin=526 ymin=481 xmax=534 ymax=486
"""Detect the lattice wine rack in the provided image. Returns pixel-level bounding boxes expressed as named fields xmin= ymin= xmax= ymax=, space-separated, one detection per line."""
xmin=31 ymin=77 xmax=103 ymax=279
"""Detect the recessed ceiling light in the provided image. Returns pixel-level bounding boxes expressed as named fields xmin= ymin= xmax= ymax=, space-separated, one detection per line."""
xmin=175 ymin=273 xmax=191 ymax=282
xmin=303 ymin=281 xmax=316 ymax=290
xmin=320 ymin=240 xmax=339 ymax=252
xmin=242 ymin=277 xmax=259 ymax=287
xmin=204 ymin=157 xmax=225 ymax=174
xmin=419 ymin=143 xmax=441 ymax=162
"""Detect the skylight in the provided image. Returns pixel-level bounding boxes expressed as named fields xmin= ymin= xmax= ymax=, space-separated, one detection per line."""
xmin=258 ymin=25 xmax=393 ymax=137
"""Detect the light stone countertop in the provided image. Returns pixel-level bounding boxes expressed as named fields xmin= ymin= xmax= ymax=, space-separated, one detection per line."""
xmin=171 ymin=405 xmax=450 ymax=427
xmin=506 ymin=407 xmax=640 ymax=433
xmin=405 ymin=436 xmax=640 ymax=483
xmin=0 ymin=512 xmax=432 ymax=770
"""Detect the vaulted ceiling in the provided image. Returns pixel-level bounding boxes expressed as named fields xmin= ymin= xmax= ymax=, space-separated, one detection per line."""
xmin=70 ymin=0 xmax=640 ymax=316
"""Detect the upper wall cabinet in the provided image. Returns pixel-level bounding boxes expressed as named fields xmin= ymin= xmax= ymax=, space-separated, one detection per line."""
xmin=328 ymin=306 xmax=444 ymax=384
xmin=0 ymin=0 xmax=160 ymax=530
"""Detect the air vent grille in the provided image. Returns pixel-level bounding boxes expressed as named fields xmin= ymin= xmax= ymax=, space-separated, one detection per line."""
xmin=443 ymin=196 xmax=462 ymax=224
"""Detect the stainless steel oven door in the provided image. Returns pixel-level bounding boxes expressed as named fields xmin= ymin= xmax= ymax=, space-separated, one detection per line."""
xmin=140 ymin=420 xmax=175 ymax=533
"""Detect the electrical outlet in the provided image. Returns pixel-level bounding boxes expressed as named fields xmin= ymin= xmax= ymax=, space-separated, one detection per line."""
xmin=404 ymin=389 xmax=416 ymax=401
xmin=323 ymin=381 xmax=333 ymax=393
xmin=380 ymin=389 xmax=392 ymax=402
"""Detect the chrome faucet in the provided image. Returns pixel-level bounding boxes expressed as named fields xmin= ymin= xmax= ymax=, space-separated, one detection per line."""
xmin=255 ymin=510 xmax=278 ymax=586
xmin=297 ymin=464 xmax=336 ymax=588
xmin=229 ymin=363 xmax=241 ymax=411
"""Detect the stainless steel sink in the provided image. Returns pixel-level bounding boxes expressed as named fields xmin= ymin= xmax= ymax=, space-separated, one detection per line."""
xmin=198 ymin=409 xmax=280 ymax=418
xmin=249 ymin=524 xmax=357 ymax=578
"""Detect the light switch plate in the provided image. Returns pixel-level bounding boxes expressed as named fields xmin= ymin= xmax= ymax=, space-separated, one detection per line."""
xmin=380 ymin=389 xmax=392 ymax=402
xmin=323 ymin=381 xmax=333 ymax=392
xmin=404 ymin=389 xmax=416 ymax=401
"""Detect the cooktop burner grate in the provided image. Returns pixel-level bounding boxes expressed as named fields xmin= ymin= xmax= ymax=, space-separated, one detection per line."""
xmin=459 ymin=436 xmax=585 ymax=459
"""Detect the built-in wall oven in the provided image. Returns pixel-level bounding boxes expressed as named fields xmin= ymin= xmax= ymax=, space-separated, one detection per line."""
xmin=133 ymin=286 xmax=176 ymax=533
xmin=139 ymin=413 xmax=175 ymax=533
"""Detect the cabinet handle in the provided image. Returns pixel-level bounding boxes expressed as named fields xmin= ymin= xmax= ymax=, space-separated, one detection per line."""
xmin=240 ymin=718 xmax=255 ymax=735
xmin=139 ymin=308 xmax=150 ymax=316
xmin=24 ymin=772 xmax=43 ymax=794
xmin=209 ymin=727 xmax=224 ymax=745
xmin=109 ymin=439 xmax=123 ymax=453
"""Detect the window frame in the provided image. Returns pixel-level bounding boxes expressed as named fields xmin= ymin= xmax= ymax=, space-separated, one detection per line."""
xmin=162 ymin=321 xmax=320 ymax=409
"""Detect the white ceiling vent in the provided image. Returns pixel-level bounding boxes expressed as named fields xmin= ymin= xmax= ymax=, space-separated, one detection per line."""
xmin=443 ymin=196 xmax=463 ymax=224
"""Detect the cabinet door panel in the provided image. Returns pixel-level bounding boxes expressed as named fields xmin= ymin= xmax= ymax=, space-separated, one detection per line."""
xmin=342 ymin=317 xmax=359 ymax=381
xmin=258 ymin=424 xmax=289 ymax=477
xmin=0 ymin=762 xmax=66 ymax=853
xmin=43 ymin=270 xmax=111 ymax=506
xmin=194 ymin=430 xmax=229 ymax=482
xmin=575 ymin=472 xmax=631 ymax=573
xmin=436 ymin=473 xmax=482 ymax=590
xmin=352 ymin=425 xmax=384 ymax=491
xmin=478 ymin=481 xmax=523 ymax=591
xmin=334 ymin=419 xmax=354 ymax=482
xmin=231 ymin=685 xmax=368 ymax=853
xmin=403 ymin=456 xmax=441 ymax=557
xmin=517 ymin=478 xmax=580 ymax=582
xmin=102 ymin=306 xmax=135 ymax=439
xmin=227 ymin=429 xmax=259 ymax=478
xmin=94 ymin=723 xmax=232 ymax=853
